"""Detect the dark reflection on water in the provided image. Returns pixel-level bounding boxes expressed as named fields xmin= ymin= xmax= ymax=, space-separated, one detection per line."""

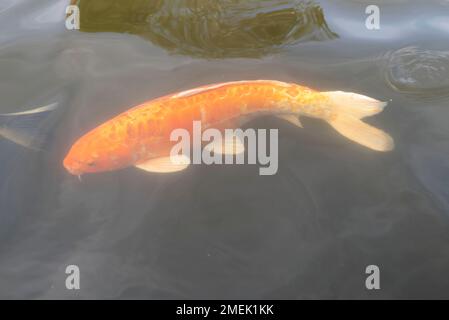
xmin=72 ymin=0 xmax=338 ymax=58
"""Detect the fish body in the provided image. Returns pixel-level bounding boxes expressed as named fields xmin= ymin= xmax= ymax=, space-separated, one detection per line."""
xmin=62 ymin=80 xmax=393 ymax=175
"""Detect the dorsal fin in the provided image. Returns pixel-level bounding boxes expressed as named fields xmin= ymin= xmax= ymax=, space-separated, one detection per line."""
xmin=171 ymin=80 xmax=292 ymax=99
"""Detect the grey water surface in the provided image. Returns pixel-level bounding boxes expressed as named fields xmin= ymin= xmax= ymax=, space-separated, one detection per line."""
xmin=0 ymin=0 xmax=449 ymax=299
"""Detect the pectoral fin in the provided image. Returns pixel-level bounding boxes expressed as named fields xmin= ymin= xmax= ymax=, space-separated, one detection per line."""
xmin=204 ymin=135 xmax=245 ymax=155
xmin=276 ymin=114 xmax=303 ymax=128
xmin=135 ymin=155 xmax=190 ymax=173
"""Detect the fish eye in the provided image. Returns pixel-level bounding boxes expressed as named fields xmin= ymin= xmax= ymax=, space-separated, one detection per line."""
xmin=87 ymin=161 xmax=96 ymax=167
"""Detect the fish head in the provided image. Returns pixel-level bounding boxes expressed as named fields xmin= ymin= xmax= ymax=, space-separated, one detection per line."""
xmin=63 ymin=132 xmax=130 ymax=175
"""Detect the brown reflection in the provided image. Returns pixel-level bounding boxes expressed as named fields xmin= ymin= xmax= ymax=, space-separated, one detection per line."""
xmin=70 ymin=0 xmax=338 ymax=58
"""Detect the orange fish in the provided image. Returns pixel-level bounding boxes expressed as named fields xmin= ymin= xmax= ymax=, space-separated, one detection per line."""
xmin=62 ymin=80 xmax=394 ymax=176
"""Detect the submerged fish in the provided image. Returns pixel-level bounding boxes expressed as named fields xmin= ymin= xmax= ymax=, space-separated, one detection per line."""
xmin=0 ymin=103 xmax=59 ymax=150
xmin=62 ymin=80 xmax=394 ymax=176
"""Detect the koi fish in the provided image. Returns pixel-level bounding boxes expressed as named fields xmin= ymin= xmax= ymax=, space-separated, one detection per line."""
xmin=62 ymin=80 xmax=394 ymax=176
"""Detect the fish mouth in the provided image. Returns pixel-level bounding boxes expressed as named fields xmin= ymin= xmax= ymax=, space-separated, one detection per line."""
xmin=63 ymin=158 xmax=82 ymax=175
xmin=64 ymin=165 xmax=82 ymax=176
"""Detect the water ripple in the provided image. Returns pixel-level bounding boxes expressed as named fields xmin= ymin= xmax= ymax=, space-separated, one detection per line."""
xmin=384 ymin=46 xmax=449 ymax=98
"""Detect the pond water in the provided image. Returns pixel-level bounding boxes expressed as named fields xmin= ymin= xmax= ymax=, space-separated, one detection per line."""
xmin=0 ymin=0 xmax=449 ymax=299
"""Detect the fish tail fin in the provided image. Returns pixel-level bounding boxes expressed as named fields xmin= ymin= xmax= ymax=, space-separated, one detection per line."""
xmin=0 ymin=103 xmax=59 ymax=150
xmin=324 ymin=91 xmax=388 ymax=118
xmin=324 ymin=91 xmax=394 ymax=152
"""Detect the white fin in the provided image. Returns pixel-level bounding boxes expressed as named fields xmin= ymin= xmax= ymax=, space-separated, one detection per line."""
xmin=324 ymin=91 xmax=387 ymax=119
xmin=328 ymin=115 xmax=394 ymax=152
xmin=204 ymin=135 xmax=245 ymax=155
xmin=0 ymin=102 xmax=59 ymax=150
xmin=135 ymin=155 xmax=190 ymax=173
xmin=324 ymin=91 xmax=394 ymax=151
xmin=276 ymin=114 xmax=303 ymax=128
xmin=0 ymin=103 xmax=58 ymax=116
